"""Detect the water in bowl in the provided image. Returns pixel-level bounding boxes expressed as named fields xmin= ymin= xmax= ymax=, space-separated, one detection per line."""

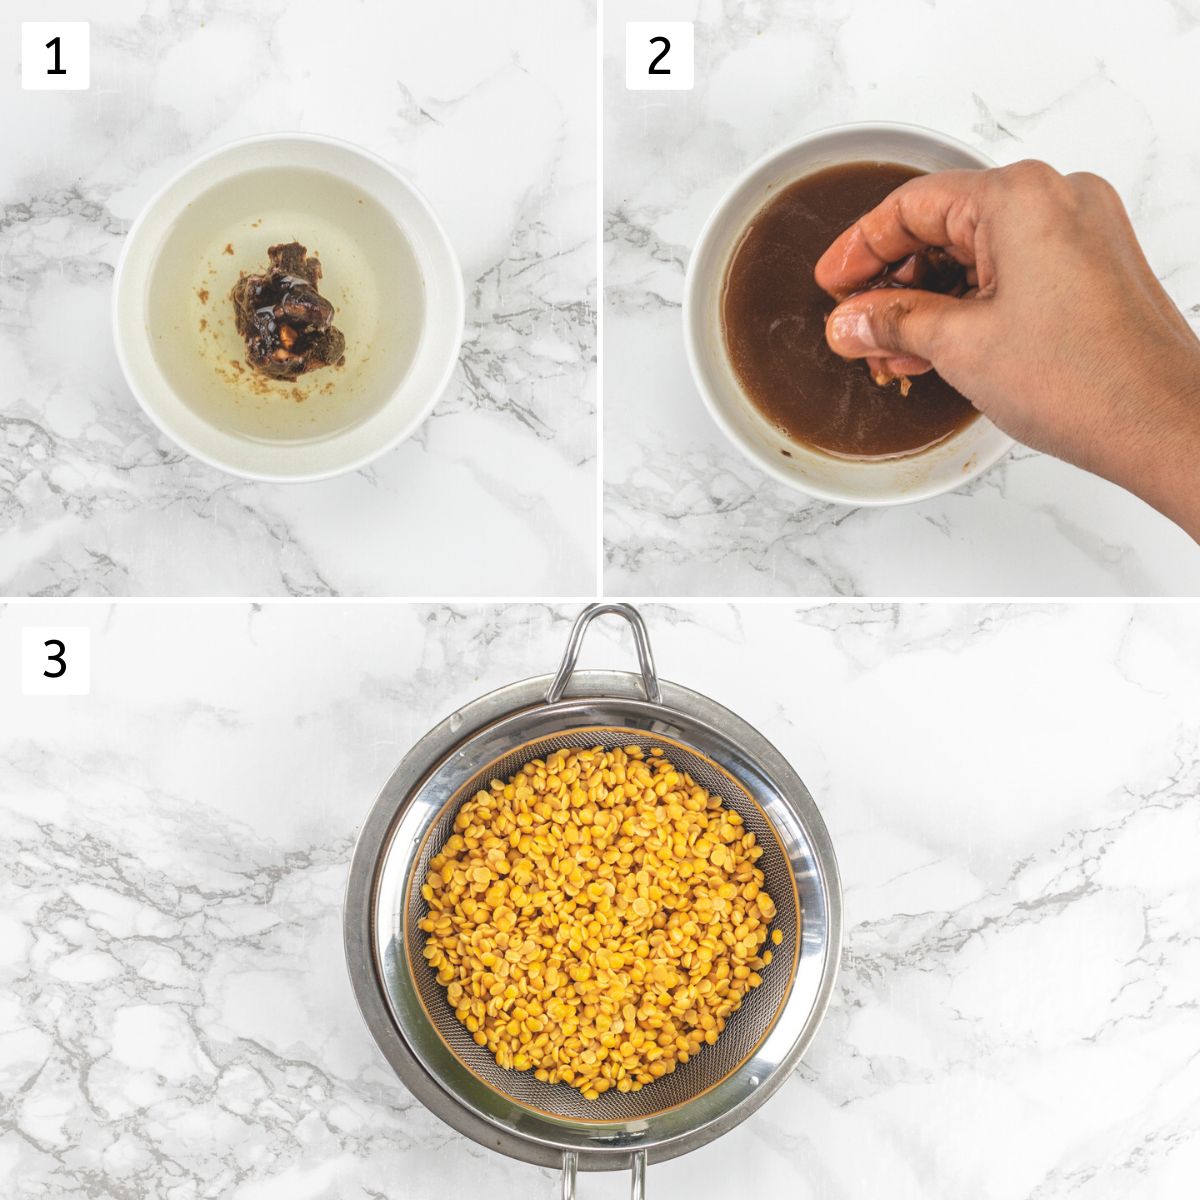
xmin=145 ymin=165 xmax=425 ymax=445
xmin=721 ymin=161 xmax=978 ymax=460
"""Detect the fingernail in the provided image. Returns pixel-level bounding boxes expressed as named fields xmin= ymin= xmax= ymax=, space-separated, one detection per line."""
xmin=827 ymin=309 xmax=878 ymax=356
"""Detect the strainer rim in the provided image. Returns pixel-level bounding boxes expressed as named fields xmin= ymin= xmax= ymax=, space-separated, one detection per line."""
xmin=399 ymin=722 xmax=804 ymax=1125
xmin=344 ymin=668 xmax=842 ymax=1171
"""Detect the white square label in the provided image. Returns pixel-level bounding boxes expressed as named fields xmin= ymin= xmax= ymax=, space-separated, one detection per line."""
xmin=22 ymin=21 xmax=90 ymax=91
xmin=22 ymin=628 xmax=91 ymax=695
xmin=626 ymin=22 xmax=694 ymax=91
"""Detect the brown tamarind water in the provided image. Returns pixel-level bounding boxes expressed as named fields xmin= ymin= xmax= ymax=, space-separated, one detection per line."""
xmin=721 ymin=161 xmax=979 ymax=460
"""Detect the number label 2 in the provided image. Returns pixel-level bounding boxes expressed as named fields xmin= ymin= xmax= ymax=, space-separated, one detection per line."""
xmin=648 ymin=36 xmax=671 ymax=75
xmin=625 ymin=23 xmax=695 ymax=91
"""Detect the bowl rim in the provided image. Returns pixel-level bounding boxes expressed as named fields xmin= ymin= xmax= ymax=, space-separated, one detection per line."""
xmin=682 ymin=119 xmax=1015 ymax=507
xmin=111 ymin=129 xmax=465 ymax=484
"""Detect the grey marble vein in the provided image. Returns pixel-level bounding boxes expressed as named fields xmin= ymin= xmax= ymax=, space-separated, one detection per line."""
xmin=603 ymin=0 xmax=1200 ymax=596
xmin=0 ymin=0 xmax=596 ymax=597
xmin=2 ymin=600 xmax=1198 ymax=1197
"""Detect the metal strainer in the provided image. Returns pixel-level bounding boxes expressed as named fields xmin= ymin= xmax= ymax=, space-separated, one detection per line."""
xmin=344 ymin=604 xmax=841 ymax=1196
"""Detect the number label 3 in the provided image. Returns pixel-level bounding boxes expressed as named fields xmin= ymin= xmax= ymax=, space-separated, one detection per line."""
xmin=21 ymin=628 xmax=91 ymax=696
xmin=21 ymin=22 xmax=90 ymax=91
xmin=626 ymin=22 xmax=695 ymax=91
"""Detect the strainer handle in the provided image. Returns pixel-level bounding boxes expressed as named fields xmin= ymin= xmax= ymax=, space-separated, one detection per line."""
xmin=561 ymin=1149 xmax=647 ymax=1199
xmin=547 ymin=603 xmax=661 ymax=705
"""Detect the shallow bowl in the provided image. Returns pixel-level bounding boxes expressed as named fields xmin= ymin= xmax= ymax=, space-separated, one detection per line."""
xmin=684 ymin=121 xmax=1013 ymax=506
xmin=113 ymin=133 xmax=463 ymax=482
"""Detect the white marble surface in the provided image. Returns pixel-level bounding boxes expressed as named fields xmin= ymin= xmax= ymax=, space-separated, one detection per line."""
xmin=603 ymin=0 xmax=1200 ymax=596
xmin=0 ymin=0 xmax=596 ymax=596
xmin=3 ymin=600 xmax=1199 ymax=1197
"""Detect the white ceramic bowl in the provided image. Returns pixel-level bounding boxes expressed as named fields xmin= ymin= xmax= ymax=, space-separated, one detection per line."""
xmin=684 ymin=122 xmax=1013 ymax=506
xmin=113 ymin=133 xmax=464 ymax=482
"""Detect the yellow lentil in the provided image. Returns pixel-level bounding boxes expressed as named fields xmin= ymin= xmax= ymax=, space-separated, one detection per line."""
xmin=419 ymin=745 xmax=777 ymax=1098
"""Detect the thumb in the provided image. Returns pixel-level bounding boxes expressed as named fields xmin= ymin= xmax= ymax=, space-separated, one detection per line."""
xmin=825 ymin=289 xmax=970 ymax=364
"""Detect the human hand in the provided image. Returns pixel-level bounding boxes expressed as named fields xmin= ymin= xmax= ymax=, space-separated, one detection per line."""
xmin=815 ymin=160 xmax=1200 ymax=539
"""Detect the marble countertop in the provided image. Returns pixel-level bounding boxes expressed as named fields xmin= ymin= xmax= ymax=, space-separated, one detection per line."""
xmin=603 ymin=0 xmax=1200 ymax=597
xmin=3 ymin=600 xmax=1198 ymax=1197
xmin=0 ymin=0 xmax=596 ymax=597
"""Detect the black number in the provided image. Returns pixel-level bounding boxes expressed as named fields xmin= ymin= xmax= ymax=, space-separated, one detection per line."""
xmin=649 ymin=36 xmax=671 ymax=74
xmin=43 ymin=639 xmax=67 ymax=679
xmin=46 ymin=36 xmax=66 ymax=76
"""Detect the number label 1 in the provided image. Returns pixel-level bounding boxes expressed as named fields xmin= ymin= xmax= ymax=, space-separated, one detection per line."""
xmin=21 ymin=628 xmax=91 ymax=696
xmin=46 ymin=36 xmax=67 ymax=76
xmin=21 ymin=22 xmax=90 ymax=91
xmin=626 ymin=22 xmax=695 ymax=92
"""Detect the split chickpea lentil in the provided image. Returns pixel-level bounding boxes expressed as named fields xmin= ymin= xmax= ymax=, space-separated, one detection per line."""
xmin=419 ymin=745 xmax=781 ymax=1101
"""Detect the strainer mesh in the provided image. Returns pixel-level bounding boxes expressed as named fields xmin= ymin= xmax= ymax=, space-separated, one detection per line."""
xmin=400 ymin=727 xmax=801 ymax=1122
